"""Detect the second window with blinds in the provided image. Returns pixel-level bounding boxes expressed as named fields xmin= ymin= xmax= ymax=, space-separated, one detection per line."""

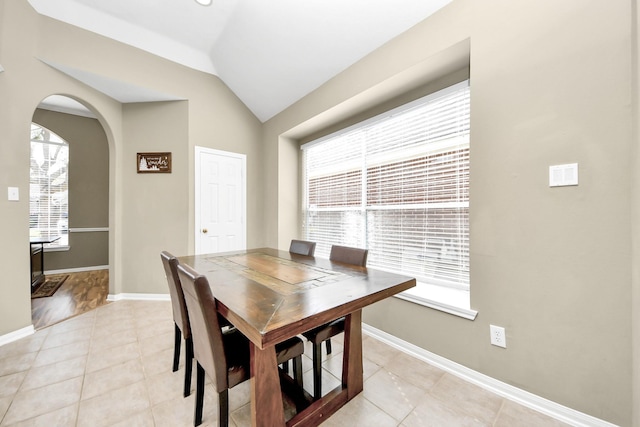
xmin=302 ymin=81 xmax=474 ymax=317
xmin=30 ymin=123 xmax=70 ymax=249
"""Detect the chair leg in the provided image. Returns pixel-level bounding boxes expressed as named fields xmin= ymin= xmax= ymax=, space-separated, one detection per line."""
xmin=325 ymin=338 xmax=332 ymax=355
xmin=173 ymin=323 xmax=182 ymax=372
xmin=195 ymin=362 xmax=205 ymax=426
xmin=312 ymin=342 xmax=322 ymax=399
xmin=293 ymin=355 xmax=303 ymax=388
xmin=218 ymin=389 xmax=229 ymax=427
xmin=184 ymin=336 xmax=194 ymax=397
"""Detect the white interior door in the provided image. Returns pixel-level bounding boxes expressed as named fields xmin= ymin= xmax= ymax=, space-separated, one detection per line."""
xmin=195 ymin=147 xmax=246 ymax=254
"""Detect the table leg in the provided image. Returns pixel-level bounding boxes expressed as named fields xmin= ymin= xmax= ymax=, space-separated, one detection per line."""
xmin=342 ymin=309 xmax=363 ymax=399
xmin=250 ymin=342 xmax=286 ymax=427
xmin=30 ymin=243 xmax=45 ymax=291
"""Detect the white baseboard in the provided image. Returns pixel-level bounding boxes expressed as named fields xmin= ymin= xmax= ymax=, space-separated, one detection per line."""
xmin=45 ymin=265 xmax=109 ymax=275
xmin=107 ymin=293 xmax=170 ymax=302
xmin=0 ymin=325 xmax=35 ymax=347
xmin=362 ymin=324 xmax=617 ymax=427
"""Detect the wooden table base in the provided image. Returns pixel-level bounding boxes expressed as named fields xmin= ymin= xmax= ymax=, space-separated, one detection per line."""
xmin=250 ymin=311 xmax=363 ymax=427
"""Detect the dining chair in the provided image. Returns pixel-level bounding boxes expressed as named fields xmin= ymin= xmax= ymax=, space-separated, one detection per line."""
xmin=177 ymin=262 xmax=305 ymax=427
xmin=160 ymin=251 xmax=194 ymax=398
xmin=302 ymin=244 xmax=368 ymax=399
xmin=289 ymin=239 xmax=316 ymax=256
xmin=284 ymin=239 xmax=316 ymax=373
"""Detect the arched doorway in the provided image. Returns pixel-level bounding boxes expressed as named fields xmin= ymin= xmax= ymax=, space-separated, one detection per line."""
xmin=29 ymin=95 xmax=110 ymax=329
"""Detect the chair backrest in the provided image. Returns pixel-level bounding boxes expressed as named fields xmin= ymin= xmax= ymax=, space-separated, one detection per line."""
xmin=289 ymin=239 xmax=316 ymax=256
xmin=161 ymin=251 xmax=190 ymax=338
xmin=329 ymin=245 xmax=368 ymax=267
xmin=177 ymin=262 xmax=228 ymax=392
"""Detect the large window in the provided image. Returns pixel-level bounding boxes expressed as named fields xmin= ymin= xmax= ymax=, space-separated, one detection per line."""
xmin=30 ymin=123 xmax=69 ymax=248
xmin=302 ymin=81 xmax=470 ymax=309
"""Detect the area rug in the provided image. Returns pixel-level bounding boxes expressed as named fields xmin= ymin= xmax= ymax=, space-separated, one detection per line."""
xmin=32 ymin=274 xmax=69 ymax=298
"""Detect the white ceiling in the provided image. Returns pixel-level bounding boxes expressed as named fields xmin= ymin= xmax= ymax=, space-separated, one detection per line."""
xmin=28 ymin=0 xmax=451 ymax=122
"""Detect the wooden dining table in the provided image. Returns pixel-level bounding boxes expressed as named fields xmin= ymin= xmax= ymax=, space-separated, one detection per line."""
xmin=178 ymin=248 xmax=415 ymax=427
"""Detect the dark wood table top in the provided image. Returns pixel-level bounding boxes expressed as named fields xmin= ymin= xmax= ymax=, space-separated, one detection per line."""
xmin=30 ymin=235 xmax=61 ymax=245
xmin=178 ymin=248 xmax=416 ymax=349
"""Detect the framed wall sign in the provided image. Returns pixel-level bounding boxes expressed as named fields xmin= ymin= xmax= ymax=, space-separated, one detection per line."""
xmin=137 ymin=152 xmax=172 ymax=173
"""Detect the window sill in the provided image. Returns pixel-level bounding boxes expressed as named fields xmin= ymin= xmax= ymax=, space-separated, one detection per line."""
xmin=395 ymin=283 xmax=478 ymax=320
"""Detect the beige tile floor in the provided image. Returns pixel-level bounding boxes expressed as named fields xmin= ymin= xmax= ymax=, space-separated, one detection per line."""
xmin=0 ymin=300 xmax=570 ymax=427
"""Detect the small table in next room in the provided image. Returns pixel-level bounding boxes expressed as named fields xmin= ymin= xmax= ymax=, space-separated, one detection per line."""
xmin=30 ymin=235 xmax=60 ymax=291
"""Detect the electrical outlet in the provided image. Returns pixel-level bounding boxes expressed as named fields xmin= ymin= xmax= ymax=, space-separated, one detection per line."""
xmin=490 ymin=325 xmax=506 ymax=348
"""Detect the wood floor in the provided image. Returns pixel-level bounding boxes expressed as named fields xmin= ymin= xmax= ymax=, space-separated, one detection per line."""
xmin=30 ymin=269 xmax=109 ymax=330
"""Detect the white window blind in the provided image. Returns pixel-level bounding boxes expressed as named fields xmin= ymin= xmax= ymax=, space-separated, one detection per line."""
xmin=30 ymin=123 xmax=69 ymax=248
xmin=302 ymin=81 xmax=470 ymax=291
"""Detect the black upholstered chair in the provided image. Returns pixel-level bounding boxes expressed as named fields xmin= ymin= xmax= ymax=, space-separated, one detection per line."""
xmin=282 ymin=239 xmax=316 ymax=374
xmin=302 ymin=244 xmax=368 ymax=399
xmin=289 ymin=239 xmax=316 ymax=256
xmin=177 ymin=262 xmax=305 ymax=426
xmin=328 ymin=245 xmax=368 ymax=267
xmin=161 ymin=251 xmax=194 ymax=398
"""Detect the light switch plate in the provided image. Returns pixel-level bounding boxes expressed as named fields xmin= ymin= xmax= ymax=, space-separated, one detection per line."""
xmin=7 ymin=187 xmax=19 ymax=201
xmin=549 ymin=163 xmax=578 ymax=187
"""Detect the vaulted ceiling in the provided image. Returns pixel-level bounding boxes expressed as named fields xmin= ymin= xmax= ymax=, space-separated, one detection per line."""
xmin=28 ymin=0 xmax=451 ymax=122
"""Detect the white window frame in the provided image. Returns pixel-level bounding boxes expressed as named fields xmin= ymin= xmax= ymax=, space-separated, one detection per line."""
xmin=302 ymin=81 xmax=477 ymax=319
xmin=30 ymin=123 xmax=70 ymax=251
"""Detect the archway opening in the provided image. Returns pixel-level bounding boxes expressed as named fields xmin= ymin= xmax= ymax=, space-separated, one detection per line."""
xmin=30 ymin=95 xmax=110 ymax=329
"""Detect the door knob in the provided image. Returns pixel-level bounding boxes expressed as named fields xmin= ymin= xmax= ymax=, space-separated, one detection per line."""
xmin=202 ymin=229 xmax=208 ymax=234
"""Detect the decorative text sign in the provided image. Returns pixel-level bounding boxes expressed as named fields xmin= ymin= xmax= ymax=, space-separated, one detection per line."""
xmin=137 ymin=152 xmax=172 ymax=173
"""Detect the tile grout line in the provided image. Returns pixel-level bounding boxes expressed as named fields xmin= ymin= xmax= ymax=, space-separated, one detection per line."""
xmin=75 ymin=305 xmax=100 ymax=426
xmin=492 ymin=399 xmax=507 ymax=427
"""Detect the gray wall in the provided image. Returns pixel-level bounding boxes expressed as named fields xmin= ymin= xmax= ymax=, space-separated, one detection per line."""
xmin=32 ymin=108 xmax=109 ymax=271
xmin=263 ymin=0 xmax=636 ymax=425
xmin=0 ymin=1 xmax=262 ymax=333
